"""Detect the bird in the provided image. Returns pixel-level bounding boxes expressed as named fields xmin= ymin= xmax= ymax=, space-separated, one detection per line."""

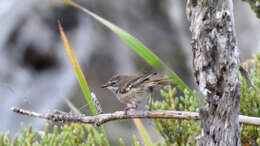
xmin=101 ymin=73 xmax=171 ymax=112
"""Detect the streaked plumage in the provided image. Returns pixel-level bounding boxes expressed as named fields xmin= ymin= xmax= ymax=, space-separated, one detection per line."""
xmin=101 ymin=73 xmax=171 ymax=111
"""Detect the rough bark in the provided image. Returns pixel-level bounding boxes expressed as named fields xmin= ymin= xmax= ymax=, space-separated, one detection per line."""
xmin=186 ymin=0 xmax=241 ymax=145
xmin=11 ymin=106 xmax=260 ymax=126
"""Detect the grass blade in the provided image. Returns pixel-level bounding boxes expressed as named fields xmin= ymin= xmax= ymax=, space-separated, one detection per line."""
xmin=59 ymin=0 xmax=192 ymax=95
xmin=133 ymin=119 xmax=153 ymax=146
xmin=58 ymin=22 xmax=109 ymax=145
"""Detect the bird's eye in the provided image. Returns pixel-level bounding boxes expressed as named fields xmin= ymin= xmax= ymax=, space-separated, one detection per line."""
xmin=111 ymin=82 xmax=117 ymax=87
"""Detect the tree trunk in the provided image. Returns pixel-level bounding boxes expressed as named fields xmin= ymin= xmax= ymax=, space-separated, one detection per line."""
xmin=186 ymin=0 xmax=241 ymax=145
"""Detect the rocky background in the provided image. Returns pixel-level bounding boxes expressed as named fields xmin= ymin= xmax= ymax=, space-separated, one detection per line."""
xmin=0 ymin=0 xmax=259 ymax=145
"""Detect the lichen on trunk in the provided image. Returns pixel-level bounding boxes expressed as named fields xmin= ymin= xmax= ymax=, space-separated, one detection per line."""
xmin=186 ymin=0 xmax=241 ymax=145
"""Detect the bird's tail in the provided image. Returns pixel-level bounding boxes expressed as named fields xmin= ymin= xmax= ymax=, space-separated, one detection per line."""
xmin=144 ymin=78 xmax=172 ymax=88
xmin=155 ymin=78 xmax=172 ymax=85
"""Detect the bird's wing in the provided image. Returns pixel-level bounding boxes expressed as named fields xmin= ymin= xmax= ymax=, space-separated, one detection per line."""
xmin=125 ymin=73 xmax=157 ymax=91
xmin=142 ymin=78 xmax=172 ymax=88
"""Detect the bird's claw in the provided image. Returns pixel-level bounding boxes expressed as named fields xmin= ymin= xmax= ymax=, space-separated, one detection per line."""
xmin=124 ymin=104 xmax=136 ymax=115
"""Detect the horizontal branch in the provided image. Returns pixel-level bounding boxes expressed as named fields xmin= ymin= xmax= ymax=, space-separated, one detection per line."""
xmin=10 ymin=107 xmax=260 ymax=126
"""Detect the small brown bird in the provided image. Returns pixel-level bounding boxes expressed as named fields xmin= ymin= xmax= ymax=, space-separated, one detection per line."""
xmin=101 ymin=73 xmax=171 ymax=112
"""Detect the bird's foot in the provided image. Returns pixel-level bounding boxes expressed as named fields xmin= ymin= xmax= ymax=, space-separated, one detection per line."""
xmin=124 ymin=104 xmax=136 ymax=115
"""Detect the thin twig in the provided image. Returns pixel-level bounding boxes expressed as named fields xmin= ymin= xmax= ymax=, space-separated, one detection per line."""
xmin=10 ymin=107 xmax=260 ymax=126
xmin=239 ymin=65 xmax=258 ymax=91
xmin=91 ymin=92 xmax=104 ymax=114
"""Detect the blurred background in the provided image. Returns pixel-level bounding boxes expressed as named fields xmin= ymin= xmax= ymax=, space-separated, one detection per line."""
xmin=0 ymin=0 xmax=259 ymax=145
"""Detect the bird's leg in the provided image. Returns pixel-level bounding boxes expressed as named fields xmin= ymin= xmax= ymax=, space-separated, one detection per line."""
xmin=148 ymin=94 xmax=153 ymax=111
xmin=124 ymin=104 xmax=137 ymax=115
xmin=148 ymin=89 xmax=153 ymax=111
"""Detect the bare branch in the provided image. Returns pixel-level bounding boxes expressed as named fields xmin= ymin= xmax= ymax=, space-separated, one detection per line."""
xmin=90 ymin=92 xmax=104 ymax=114
xmin=10 ymin=107 xmax=260 ymax=126
xmin=239 ymin=66 xmax=258 ymax=91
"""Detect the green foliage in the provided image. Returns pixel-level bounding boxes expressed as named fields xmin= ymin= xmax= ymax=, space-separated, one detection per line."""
xmin=0 ymin=123 xmax=107 ymax=146
xmin=152 ymin=53 xmax=260 ymax=145
xmin=240 ymin=53 xmax=260 ymax=145
xmin=0 ymin=132 xmax=11 ymax=146
xmin=119 ymin=138 xmax=125 ymax=146
xmin=132 ymin=135 xmax=141 ymax=146
xmin=0 ymin=123 xmax=147 ymax=146
xmin=153 ymin=87 xmax=201 ymax=145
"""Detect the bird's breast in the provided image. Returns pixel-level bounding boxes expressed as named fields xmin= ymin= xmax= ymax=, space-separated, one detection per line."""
xmin=116 ymin=88 xmax=150 ymax=105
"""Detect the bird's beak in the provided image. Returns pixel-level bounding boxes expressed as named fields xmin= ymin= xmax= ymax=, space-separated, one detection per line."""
xmin=100 ymin=83 xmax=109 ymax=88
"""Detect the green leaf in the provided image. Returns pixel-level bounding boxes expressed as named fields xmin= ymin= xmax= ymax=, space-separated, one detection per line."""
xmin=59 ymin=22 xmax=109 ymax=145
